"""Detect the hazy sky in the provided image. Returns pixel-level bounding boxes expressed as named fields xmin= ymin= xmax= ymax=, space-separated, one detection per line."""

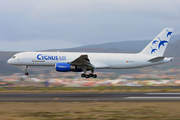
xmin=0 ymin=0 xmax=180 ymax=51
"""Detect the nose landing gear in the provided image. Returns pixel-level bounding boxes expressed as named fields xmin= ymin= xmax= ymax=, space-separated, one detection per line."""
xmin=25 ymin=66 xmax=29 ymax=76
xmin=25 ymin=72 xmax=29 ymax=75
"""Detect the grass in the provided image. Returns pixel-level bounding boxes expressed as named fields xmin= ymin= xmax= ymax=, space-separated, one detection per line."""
xmin=0 ymin=102 xmax=180 ymax=119
xmin=0 ymin=86 xmax=180 ymax=93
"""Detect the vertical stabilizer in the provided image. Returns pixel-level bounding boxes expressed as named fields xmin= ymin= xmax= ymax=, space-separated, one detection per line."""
xmin=139 ymin=28 xmax=173 ymax=56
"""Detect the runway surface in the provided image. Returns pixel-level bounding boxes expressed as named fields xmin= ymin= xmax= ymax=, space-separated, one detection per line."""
xmin=0 ymin=92 xmax=180 ymax=102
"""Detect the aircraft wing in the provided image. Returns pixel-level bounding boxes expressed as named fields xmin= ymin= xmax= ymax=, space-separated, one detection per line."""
xmin=70 ymin=55 xmax=109 ymax=69
xmin=70 ymin=55 xmax=95 ymax=69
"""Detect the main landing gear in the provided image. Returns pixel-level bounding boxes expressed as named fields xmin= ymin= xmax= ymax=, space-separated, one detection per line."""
xmin=25 ymin=65 xmax=29 ymax=76
xmin=81 ymin=73 xmax=97 ymax=78
xmin=81 ymin=69 xmax=97 ymax=78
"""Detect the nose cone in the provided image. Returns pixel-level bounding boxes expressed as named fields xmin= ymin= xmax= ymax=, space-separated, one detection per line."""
xmin=7 ymin=58 xmax=12 ymax=65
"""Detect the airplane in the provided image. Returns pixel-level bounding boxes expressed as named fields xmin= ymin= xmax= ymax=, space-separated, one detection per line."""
xmin=7 ymin=28 xmax=174 ymax=78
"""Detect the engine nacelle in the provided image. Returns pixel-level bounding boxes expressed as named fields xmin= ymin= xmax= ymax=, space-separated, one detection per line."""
xmin=55 ymin=63 xmax=82 ymax=72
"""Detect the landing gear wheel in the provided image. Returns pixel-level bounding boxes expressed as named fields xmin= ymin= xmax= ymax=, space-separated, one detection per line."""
xmin=89 ymin=73 xmax=93 ymax=77
xmin=93 ymin=74 xmax=97 ymax=78
xmin=25 ymin=72 xmax=29 ymax=76
xmin=85 ymin=74 xmax=89 ymax=78
xmin=81 ymin=73 xmax=86 ymax=78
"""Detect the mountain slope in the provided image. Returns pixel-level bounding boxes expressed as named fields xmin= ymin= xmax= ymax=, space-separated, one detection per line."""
xmin=59 ymin=34 xmax=180 ymax=53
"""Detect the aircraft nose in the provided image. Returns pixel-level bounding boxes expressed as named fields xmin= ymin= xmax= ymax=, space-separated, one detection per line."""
xmin=7 ymin=59 xmax=12 ymax=64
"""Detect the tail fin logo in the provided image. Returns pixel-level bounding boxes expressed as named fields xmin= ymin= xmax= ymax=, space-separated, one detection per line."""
xmin=150 ymin=37 xmax=169 ymax=54
xmin=152 ymin=40 xmax=158 ymax=45
xmin=166 ymin=29 xmax=172 ymax=37
xmin=151 ymin=47 xmax=157 ymax=54
xmin=158 ymin=37 xmax=168 ymax=49
xmin=140 ymin=28 xmax=173 ymax=55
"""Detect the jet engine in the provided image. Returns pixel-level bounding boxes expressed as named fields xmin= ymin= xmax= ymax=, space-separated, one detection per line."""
xmin=55 ymin=63 xmax=82 ymax=72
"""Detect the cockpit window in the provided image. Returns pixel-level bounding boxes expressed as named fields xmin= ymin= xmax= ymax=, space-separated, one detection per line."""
xmin=11 ymin=56 xmax=16 ymax=59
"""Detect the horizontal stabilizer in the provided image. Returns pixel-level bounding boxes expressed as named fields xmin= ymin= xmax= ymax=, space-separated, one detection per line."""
xmin=148 ymin=57 xmax=165 ymax=63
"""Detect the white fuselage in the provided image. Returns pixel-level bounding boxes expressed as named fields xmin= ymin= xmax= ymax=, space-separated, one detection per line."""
xmin=7 ymin=52 xmax=172 ymax=69
xmin=6 ymin=28 xmax=174 ymax=78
